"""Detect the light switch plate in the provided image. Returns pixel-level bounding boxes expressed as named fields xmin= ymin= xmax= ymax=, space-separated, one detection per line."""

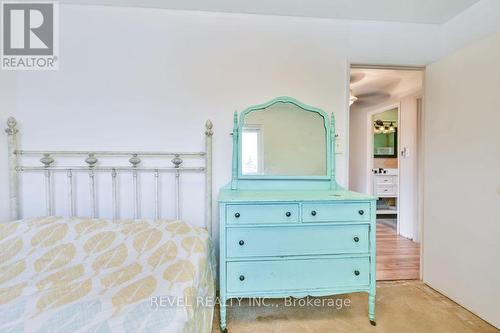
xmin=335 ymin=139 xmax=344 ymax=154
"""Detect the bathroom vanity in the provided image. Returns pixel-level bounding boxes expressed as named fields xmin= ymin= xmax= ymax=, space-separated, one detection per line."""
xmin=218 ymin=97 xmax=377 ymax=332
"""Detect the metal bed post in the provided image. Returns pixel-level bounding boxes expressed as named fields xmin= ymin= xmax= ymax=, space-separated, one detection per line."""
xmin=172 ymin=154 xmax=183 ymax=219
xmin=85 ymin=154 xmax=98 ymax=218
xmin=67 ymin=170 xmax=74 ymax=217
xmin=154 ymin=169 xmax=160 ymax=220
xmin=130 ymin=154 xmax=141 ymax=219
xmin=5 ymin=117 xmax=19 ymax=220
xmin=40 ymin=153 xmax=55 ymax=215
xmin=111 ymin=168 xmax=118 ymax=220
xmin=205 ymin=120 xmax=213 ymax=237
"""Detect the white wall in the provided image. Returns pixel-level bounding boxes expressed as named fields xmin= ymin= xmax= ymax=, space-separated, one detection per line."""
xmin=439 ymin=0 xmax=500 ymax=58
xmin=348 ymin=103 xmax=370 ymax=193
xmin=424 ymin=30 xmax=500 ymax=329
xmin=0 ymin=4 xmax=441 ymax=228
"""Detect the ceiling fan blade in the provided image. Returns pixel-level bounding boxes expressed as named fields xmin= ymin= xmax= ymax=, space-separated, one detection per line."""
xmin=354 ymin=100 xmax=372 ymax=107
xmin=351 ymin=76 xmax=401 ymax=95
xmin=350 ymin=72 xmax=366 ymax=84
xmin=356 ymin=92 xmax=390 ymax=99
xmin=352 ymin=92 xmax=391 ymax=107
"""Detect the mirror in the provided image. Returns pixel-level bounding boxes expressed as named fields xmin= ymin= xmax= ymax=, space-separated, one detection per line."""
xmin=373 ymin=118 xmax=398 ymax=158
xmin=240 ymin=101 xmax=327 ymax=177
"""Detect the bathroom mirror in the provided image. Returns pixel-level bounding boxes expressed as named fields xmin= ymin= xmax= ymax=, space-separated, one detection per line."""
xmin=373 ymin=119 xmax=398 ymax=158
xmin=238 ymin=98 xmax=329 ymax=178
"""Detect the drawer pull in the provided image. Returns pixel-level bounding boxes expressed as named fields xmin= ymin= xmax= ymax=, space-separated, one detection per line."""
xmin=354 ymin=270 xmax=360 ymax=276
xmin=311 ymin=210 xmax=317 ymax=216
xmin=358 ymin=210 xmax=364 ymax=215
xmin=353 ymin=236 xmax=359 ymax=242
xmin=235 ymin=212 xmax=240 ymax=218
xmin=239 ymin=275 xmax=245 ymax=281
xmin=239 ymin=240 xmax=245 ymax=246
xmin=285 ymin=211 xmax=291 ymax=217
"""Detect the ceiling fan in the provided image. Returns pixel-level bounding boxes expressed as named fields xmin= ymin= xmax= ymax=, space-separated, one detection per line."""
xmin=351 ymin=91 xmax=391 ymax=107
xmin=349 ymin=73 xmax=399 ymax=107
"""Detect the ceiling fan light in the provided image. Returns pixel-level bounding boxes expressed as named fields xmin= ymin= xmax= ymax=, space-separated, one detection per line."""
xmin=349 ymin=95 xmax=358 ymax=106
xmin=349 ymin=90 xmax=358 ymax=106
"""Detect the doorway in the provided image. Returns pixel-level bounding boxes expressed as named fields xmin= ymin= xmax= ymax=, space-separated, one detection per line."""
xmin=348 ymin=65 xmax=423 ymax=280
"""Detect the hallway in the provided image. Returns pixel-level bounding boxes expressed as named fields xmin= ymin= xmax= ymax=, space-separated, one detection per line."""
xmin=377 ymin=222 xmax=420 ymax=280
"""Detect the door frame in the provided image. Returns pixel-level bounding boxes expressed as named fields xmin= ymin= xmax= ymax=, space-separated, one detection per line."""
xmin=347 ymin=63 xmax=426 ymax=280
xmin=366 ymin=103 xmax=401 ymax=233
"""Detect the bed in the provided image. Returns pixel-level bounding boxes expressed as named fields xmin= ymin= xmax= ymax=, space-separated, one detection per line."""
xmin=1 ymin=118 xmax=215 ymax=333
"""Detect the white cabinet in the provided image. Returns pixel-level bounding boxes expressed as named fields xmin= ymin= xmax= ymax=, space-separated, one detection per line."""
xmin=373 ymin=171 xmax=398 ymax=214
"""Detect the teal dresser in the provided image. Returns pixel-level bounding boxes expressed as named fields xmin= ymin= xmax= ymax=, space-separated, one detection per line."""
xmin=218 ymin=97 xmax=377 ymax=332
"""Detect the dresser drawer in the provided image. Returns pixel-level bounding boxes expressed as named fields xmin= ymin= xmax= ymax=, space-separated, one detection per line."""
xmin=226 ymin=204 xmax=299 ymax=224
xmin=374 ymin=184 xmax=397 ymax=196
xmin=374 ymin=175 xmax=397 ymax=185
xmin=302 ymin=203 xmax=370 ymax=222
xmin=227 ymin=257 xmax=369 ymax=293
xmin=227 ymin=225 xmax=369 ymax=257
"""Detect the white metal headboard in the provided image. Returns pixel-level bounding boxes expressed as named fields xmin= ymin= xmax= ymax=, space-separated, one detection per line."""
xmin=4 ymin=117 xmax=213 ymax=236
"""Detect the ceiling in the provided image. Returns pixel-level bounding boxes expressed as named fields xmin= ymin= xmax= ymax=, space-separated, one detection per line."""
xmin=350 ymin=68 xmax=423 ymax=108
xmin=61 ymin=0 xmax=480 ymax=24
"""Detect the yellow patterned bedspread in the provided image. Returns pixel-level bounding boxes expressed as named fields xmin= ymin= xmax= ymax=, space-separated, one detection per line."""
xmin=0 ymin=217 xmax=215 ymax=333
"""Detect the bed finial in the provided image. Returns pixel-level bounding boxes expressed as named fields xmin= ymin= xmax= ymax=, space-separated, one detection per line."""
xmin=205 ymin=120 xmax=213 ymax=137
xmin=40 ymin=153 xmax=55 ymax=167
xmin=129 ymin=154 xmax=141 ymax=167
xmin=172 ymin=154 xmax=183 ymax=168
xmin=85 ymin=153 xmax=98 ymax=167
xmin=5 ymin=117 xmax=18 ymax=135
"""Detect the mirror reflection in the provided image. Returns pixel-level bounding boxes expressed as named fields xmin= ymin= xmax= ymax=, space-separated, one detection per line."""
xmin=241 ymin=101 xmax=327 ymax=176
xmin=373 ymin=109 xmax=398 ymax=158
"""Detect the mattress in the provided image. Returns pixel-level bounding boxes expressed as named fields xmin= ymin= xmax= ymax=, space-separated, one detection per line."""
xmin=0 ymin=217 xmax=215 ymax=333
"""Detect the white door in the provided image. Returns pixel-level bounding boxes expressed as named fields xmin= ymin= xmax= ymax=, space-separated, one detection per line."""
xmin=398 ymin=95 xmax=420 ymax=241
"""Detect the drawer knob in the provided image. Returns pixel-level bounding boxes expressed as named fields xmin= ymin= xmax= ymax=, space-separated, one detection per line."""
xmin=239 ymin=240 xmax=245 ymax=246
xmin=354 ymin=270 xmax=360 ymax=276
xmin=235 ymin=212 xmax=240 ymax=218
xmin=239 ymin=275 xmax=245 ymax=281
xmin=358 ymin=210 xmax=364 ymax=215
xmin=353 ymin=236 xmax=359 ymax=242
xmin=285 ymin=211 xmax=291 ymax=217
xmin=311 ymin=210 xmax=317 ymax=216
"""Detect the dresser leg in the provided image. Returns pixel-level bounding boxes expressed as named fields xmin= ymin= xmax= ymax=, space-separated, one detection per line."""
xmin=220 ymin=298 xmax=227 ymax=332
xmin=368 ymin=293 xmax=376 ymax=325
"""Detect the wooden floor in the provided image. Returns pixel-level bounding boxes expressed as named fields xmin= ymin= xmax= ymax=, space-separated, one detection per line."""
xmin=376 ymin=223 xmax=420 ymax=280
